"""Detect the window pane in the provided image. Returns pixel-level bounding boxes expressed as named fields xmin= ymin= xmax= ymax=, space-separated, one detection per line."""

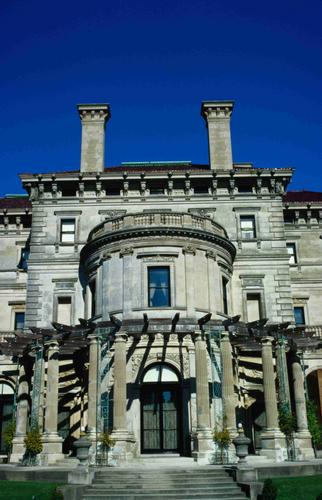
xmin=294 ymin=307 xmax=305 ymax=325
xmin=287 ymin=243 xmax=296 ymax=264
xmin=148 ymin=267 xmax=170 ymax=307
xmin=60 ymin=219 xmax=75 ymax=243
xmin=61 ymin=233 xmax=75 ymax=243
xmin=247 ymin=294 xmax=261 ymax=322
xmin=240 ymin=216 xmax=256 ymax=239
xmin=61 ymin=220 xmax=75 ymax=231
xmin=14 ymin=312 xmax=25 ymax=329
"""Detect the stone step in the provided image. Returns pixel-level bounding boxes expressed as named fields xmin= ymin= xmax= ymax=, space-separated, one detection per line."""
xmin=82 ymin=494 xmax=246 ymax=499
xmin=93 ymin=478 xmax=232 ymax=485
xmin=90 ymin=484 xmax=239 ymax=491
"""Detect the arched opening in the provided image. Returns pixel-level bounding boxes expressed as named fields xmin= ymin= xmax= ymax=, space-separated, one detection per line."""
xmin=0 ymin=382 xmax=14 ymax=453
xmin=140 ymin=363 xmax=182 ymax=454
xmin=307 ymin=369 xmax=322 ymax=452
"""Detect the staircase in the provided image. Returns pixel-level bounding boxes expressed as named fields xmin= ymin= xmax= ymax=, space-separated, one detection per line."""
xmin=81 ymin=467 xmax=246 ymax=499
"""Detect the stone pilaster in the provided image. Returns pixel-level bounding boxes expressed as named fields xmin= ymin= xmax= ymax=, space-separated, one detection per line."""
xmin=111 ymin=331 xmax=135 ymax=461
xmin=292 ymin=355 xmax=314 ymax=459
xmin=260 ymin=337 xmax=286 ymax=462
xmin=275 ymin=338 xmax=291 ymax=410
xmin=41 ymin=341 xmax=64 ymax=465
xmin=87 ymin=334 xmax=100 ymax=440
xmin=10 ymin=358 xmax=30 ymax=463
xmin=192 ymin=331 xmax=213 ymax=464
xmin=220 ymin=332 xmax=237 ymax=434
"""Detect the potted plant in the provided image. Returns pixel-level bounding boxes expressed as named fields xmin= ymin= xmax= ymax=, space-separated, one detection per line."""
xmin=278 ymin=403 xmax=296 ymax=460
xmin=3 ymin=419 xmax=16 ymax=462
xmin=213 ymin=426 xmax=231 ymax=464
xmin=97 ymin=431 xmax=115 ymax=466
xmin=23 ymin=427 xmax=43 ymax=465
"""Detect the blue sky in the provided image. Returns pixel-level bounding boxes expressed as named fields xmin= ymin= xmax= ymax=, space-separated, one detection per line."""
xmin=1 ymin=0 xmax=321 ymax=196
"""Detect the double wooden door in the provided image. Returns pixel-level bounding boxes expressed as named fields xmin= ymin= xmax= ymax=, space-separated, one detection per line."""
xmin=141 ymin=384 xmax=181 ymax=453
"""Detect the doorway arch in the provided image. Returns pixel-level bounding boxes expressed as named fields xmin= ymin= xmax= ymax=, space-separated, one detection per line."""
xmin=0 ymin=382 xmax=14 ymax=453
xmin=140 ymin=363 xmax=182 ymax=454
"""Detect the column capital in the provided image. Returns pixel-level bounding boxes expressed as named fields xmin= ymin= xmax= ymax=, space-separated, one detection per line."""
xmin=221 ymin=331 xmax=230 ymax=341
xmin=44 ymin=339 xmax=59 ymax=350
xmin=261 ymin=336 xmax=274 ymax=346
xmin=115 ymin=330 xmax=128 ymax=342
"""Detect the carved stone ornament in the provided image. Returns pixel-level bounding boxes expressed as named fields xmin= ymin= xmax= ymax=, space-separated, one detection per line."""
xmin=182 ymin=245 xmax=196 ymax=255
xmin=205 ymin=250 xmax=216 ymax=260
xmin=188 ymin=208 xmax=216 ymax=220
xmin=119 ymin=247 xmax=134 ymax=257
xmin=99 ymin=251 xmax=112 ymax=263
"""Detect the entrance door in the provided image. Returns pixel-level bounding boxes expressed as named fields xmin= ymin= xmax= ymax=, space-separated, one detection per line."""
xmin=141 ymin=384 xmax=181 ymax=453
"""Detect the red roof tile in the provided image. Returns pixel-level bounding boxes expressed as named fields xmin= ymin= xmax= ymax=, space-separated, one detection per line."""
xmin=0 ymin=197 xmax=31 ymax=210
xmin=283 ymin=191 xmax=322 ymax=203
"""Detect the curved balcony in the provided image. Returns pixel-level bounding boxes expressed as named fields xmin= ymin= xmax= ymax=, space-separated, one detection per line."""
xmin=82 ymin=211 xmax=236 ymax=260
xmin=89 ymin=211 xmax=227 ymax=241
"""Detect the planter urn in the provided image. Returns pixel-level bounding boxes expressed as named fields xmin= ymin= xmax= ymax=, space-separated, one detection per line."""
xmin=74 ymin=436 xmax=92 ymax=467
xmin=232 ymin=424 xmax=251 ymax=463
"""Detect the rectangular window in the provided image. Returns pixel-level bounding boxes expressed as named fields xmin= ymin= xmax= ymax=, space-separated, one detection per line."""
xmin=246 ymin=293 xmax=261 ymax=322
xmin=57 ymin=297 xmax=72 ymax=325
xmin=148 ymin=267 xmax=170 ymax=307
xmin=14 ymin=312 xmax=25 ymax=330
xmin=60 ymin=219 xmax=75 ymax=243
xmin=294 ymin=306 xmax=305 ymax=326
xmin=240 ymin=215 xmax=256 ymax=239
xmin=89 ymin=280 xmax=96 ymax=317
xmin=287 ymin=243 xmax=297 ymax=264
xmin=222 ymin=277 xmax=228 ymax=315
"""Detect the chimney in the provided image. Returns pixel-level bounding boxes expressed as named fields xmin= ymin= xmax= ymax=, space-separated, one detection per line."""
xmin=201 ymin=101 xmax=234 ymax=170
xmin=77 ymin=104 xmax=111 ymax=173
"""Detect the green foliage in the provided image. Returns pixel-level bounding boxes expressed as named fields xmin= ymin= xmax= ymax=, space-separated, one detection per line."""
xmin=262 ymin=478 xmax=278 ymax=500
xmin=24 ymin=427 xmax=43 ymax=456
xmin=3 ymin=419 xmax=16 ymax=453
xmin=51 ymin=486 xmax=64 ymax=500
xmin=307 ymin=400 xmax=322 ymax=447
xmin=213 ymin=427 xmax=231 ymax=449
xmin=99 ymin=431 xmax=115 ymax=450
xmin=278 ymin=404 xmax=296 ymax=438
xmin=0 ymin=480 xmax=63 ymax=500
xmin=316 ymin=493 xmax=322 ymax=500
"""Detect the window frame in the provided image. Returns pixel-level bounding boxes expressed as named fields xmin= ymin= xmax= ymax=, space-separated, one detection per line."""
xmin=240 ymin=215 xmax=256 ymax=240
xmin=148 ymin=266 xmax=171 ymax=308
xmin=222 ymin=276 xmax=229 ymax=315
xmin=286 ymin=242 xmax=297 ymax=264
xmin=294 ymin=306 xmax=305 ymax=326
xmin=14 ymin=311 xmax=25 ymax=330
xmin=60 ymin=218 xmax=76 ymax=244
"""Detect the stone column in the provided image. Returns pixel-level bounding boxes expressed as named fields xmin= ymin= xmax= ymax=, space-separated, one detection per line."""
xmin=10 ymin=358 xmax=30 ymax=462
xmin=292 ymin=354 xmax=314 ymax=459
xmin=192 ymin=331 xmax=213 ymax=464
xmin=41 ymin=341 xmax=64 ymax=465
xmin=111 ymin=331 xmax=135 ymax=461
xmin=183 ymin=246 xmax=196 ymax=317
xmin=220 ymin=332 xmax=237 ymax=434
xmin=260 ymin=337 xmax=286 ymax=461
xmin=275 ymin=338 xmax=291 ymax=410
xmin=87 ymin=334 xmax=100 ymax=440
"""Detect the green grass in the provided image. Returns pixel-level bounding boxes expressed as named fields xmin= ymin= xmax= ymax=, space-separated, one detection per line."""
xmin=0 ymin=481 xmax=63 ymax=500
xmin=271 ymin=475 xmax=322 ymax=500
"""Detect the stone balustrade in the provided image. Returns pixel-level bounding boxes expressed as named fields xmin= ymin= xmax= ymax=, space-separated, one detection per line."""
xmin=88 ymin=211 xmax=227 ymax=242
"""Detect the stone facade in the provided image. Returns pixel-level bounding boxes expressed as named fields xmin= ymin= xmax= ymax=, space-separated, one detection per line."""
xmin=0 ymin=101 xmax=321 ymax=464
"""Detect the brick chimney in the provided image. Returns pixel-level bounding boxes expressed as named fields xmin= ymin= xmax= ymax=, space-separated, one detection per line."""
xmin=77 ymin=104 xmax=111 ymax=173
xmin=201 ymin=101 xmax=234 ymax=170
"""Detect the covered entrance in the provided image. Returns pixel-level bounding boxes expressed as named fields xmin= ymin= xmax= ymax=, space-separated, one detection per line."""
xmin=141 ymin=363 xmax=182 ymax=454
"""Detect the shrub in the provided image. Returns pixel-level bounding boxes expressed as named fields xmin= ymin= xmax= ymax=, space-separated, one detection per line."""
xmin=307 ymin=400 xmax=322 ymax=450
xmin=316 ymin=493 xmax=322 ymax=500
xmin=3 ymin=420 xmax=16 ymax=454
xmin=99 ymin=431 xmax=115 ymax=450
xmin=262 ymin=478 xmax=278 ymax=500
xmin=24 ymin=427 xmax=43 ymax=456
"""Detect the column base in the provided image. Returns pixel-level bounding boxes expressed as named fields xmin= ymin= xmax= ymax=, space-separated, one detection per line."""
xmin=260 ymin=429 xmax=287 ymax=462
xmin=10 ymin=435 xmax=26 ymax=463
xmin=294 ymin=431 xmax=315 ymax=460
xmin=40 ymin=433 xmax=64 ymax=465
xmin=192 ymin=428 xmax=214 ymax=465
xmin=110 ymin=429 xmax=137 ymax=464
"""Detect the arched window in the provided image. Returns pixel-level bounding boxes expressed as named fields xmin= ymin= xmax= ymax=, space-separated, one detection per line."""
xmin=0 ymin=383 xmax=14 ymax=453
xmin=142 ymin=363 xmax=179 ymax=383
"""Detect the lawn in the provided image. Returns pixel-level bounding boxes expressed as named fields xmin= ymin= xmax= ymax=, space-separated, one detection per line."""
xmin=0 ymin=481 xmax=63 ymax=500
xmin=271 ymin=475 xmax=322 ymax=500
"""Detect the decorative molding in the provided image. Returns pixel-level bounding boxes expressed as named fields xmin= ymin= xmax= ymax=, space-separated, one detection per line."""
xmin=182 ymin=245 xmax=196 ymax=255
xmin=119 ymin=247 xmax=134 ymax=257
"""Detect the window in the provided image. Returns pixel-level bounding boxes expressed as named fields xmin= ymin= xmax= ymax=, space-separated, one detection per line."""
xmin=246 ymin=293 xmax=261 ymax=322
xmin=18 ymin=246 xmax=30 ymax=271
xmin=222 ymin=277 xmax=228 ymax=315
xmin=294 ymin=306 xmax=305 ymax=326
xmin=57 ymin=297 xmax=72 ymax=325
xmin=240 ymin=216 xmax=256 ymax=239
xmin=60 ymin=219 xmax=75 ymax=243
xmin=89 ymin=280 xmax=96 ymax=317
xmin=14 ymin=312 xmax=25 ymax=330
xmin=148 ymin=267 xmax=170 ymax=307
xmin=287 ymin=243 xmax=297 ymax=264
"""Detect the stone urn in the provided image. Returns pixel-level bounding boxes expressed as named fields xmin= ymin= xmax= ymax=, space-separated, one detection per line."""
xmin=232 ymin=424 xmax=251 ymax=463
xmin=74 ymin=436 xmax=92 ymax=467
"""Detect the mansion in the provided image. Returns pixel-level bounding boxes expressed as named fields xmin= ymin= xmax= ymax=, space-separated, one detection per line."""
xmin=0 ymin=100 xmax=322 ymax=465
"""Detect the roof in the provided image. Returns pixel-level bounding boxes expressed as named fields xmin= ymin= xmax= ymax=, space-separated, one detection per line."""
xmin=283 ymin=191 xmax=322 ymax=203
xmin=0 ymin=197 xmax=31 ymax=210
